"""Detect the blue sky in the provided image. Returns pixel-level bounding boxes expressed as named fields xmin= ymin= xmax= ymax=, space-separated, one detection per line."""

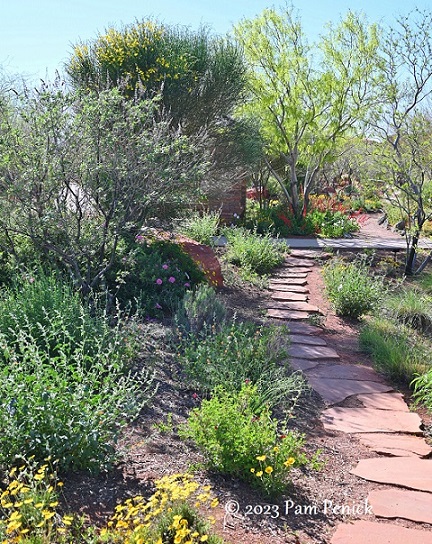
xmin=1 ymin=0 xmax=431 ymax=83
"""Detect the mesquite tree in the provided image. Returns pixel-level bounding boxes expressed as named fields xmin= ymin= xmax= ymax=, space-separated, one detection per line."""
xmin=234 ymin=6 xmax=381 ymax=219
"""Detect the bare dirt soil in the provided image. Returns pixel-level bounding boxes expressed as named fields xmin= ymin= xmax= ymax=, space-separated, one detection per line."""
xmin=59 ymin=214 xmax=432 ymax=544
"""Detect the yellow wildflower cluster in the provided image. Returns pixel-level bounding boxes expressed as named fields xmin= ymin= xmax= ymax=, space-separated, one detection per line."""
xmin=101 ymin=473 xmax=219 ymax=543
xmin=249 ymin=450 xmax=297 ymax=495
xmin=0 ymin=457 xmax=65 ymax=543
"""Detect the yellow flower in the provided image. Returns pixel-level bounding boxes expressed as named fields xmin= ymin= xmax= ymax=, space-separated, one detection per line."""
xmin=273 ymin=446 xmax=280 ymax=453
xmin=284 ymin=457 xmax=295 ymax=467
xmin=250 ymin=468 xmax=255 ymax=473
xmin=256 ymin=455 xmax=266 ymax=462
xmin=256 ymin=471 xmax=263 ymax=477
xmin=265 ymin=466 xmax=273 ymax=474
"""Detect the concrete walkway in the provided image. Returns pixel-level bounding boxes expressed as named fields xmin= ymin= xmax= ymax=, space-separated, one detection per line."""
xmin=267 ymin=252 xmax=432 ymax=544
xmin=277 ymin=235 xmax=432 ymax=251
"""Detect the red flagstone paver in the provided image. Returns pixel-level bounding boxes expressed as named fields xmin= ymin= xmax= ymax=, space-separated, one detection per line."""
xmin=289 ymin=358 xmax=321 ymax=371
xmin=311 ymin=379 xmax=393 ymax=405
xmin=321 ymin=407 xmax=421 ymax=434
xmin=269 ymin=280 xmax=308 ymax=289
xmin=356 ymin=392 xmax=409 ymax=411
xmin=285 ymin=322 xmax=323 ymax=335
xmin=267 ymin=309 xmax=310 ymax=320
xmin=270 ymin=291 xmax=309 ymax=302
xmin=284 ymin=258 xmax=316 ymax=267
xmin=275 ymin=267 xmax=312 ymax=275
xmin=276 ymin=301 xmax=320 ymax=312
xmin=331 ymin=520 xmax=432 ymax=544
xmin=270 ymin=275 xmax=308 ymax=283
xmin=289 ymin=334 xmax=328 ymax=346
xmin=357 ymin=433 xmax=432 ymax=457
xmin=288 ymin=344 xmax=340 ymax=360
xmin=305 ymin=364 xmax=386 ymax=383
xmin=269 ymin=284 xmax=310 ymax=294
xmin=368 ymin=489 xmax=432 ymax=524
xmin=351 ymin=457 xmax=432 ymax=492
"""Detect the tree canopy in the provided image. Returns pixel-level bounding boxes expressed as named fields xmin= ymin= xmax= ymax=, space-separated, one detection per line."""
xmin=234 ymin=5 xmax=381 ymax=218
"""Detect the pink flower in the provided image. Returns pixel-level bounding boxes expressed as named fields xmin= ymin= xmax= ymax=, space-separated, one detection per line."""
xmin=135 ymin=234 xmax=144 ymax=242
xmin=192 ymin=393 xmax=198 ymax=400
xmin=168 ymin=276 xmax=176 ymax=283
xmin=162 ymin=264 xmax=169 ymax=270
xmin=155 ymin=278 xmax=163 ymax=285
xmin=184 ymin=282 xmax=191 ymax=288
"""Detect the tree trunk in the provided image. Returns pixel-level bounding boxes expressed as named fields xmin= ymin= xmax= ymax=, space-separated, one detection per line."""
xmin=405 ymin=234 xmax=419 ymax=275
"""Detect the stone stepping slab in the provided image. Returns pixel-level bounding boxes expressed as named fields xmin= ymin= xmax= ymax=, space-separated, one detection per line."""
xmin=305 ymin=364 xmax=386 ymax=383
xmin=265 ymin=301 xmax=310 ymax=311
xmin=275 ymin=266 xmax=312 ymax=275
xmin=357 ymin=433 xmax=432 ymax=457
xmin=270 ymin=291 xmax=309 ymax=302
xmin=356 ymin=392 xmax=409 ymax=412
xmin=331 ymin=520 xmax=432 ymax=544
xmin=288 ymin=344 xmax=340 ymax=360
xmin=289 ymin=334 xmax=328 ymax=346
xmin=273 ymin=301 xmax=320 ymax=313
xmin=285 ymin=322 xmax=323 ymax=335
xmin=368 ymin=488 xmax=432 ymax=524
xmin=290 ymin=358 xmax=321 ymax=371
xmin=290 ymin=250 xmax=332 ymax=260
xmin=269 ymin=280 xmax=308 ymax=289
xmin=312 ymin=379 xmax=393 ymax=405
xmin=267 ymin=309 xmax=310 ymax=320
xmin=351 ymin=457 xmax=432 ymax=492
xmin=321 ymin=407 xmax=422 ymax=434
xmin=269 ymin=285 xmax=310 ymax=294
xmin=284 ymin=258 xmax=316 ymax=268
xmin=270 ymin=275 xmax=308 ymax=283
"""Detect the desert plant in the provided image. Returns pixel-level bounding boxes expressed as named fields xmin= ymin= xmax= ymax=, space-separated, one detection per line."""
xmin=182 ymin=383 xmax=310 ymax=496
xmin=360 ymin=317 xmax=429 ymax=383
xmin=178 ymin=210 xmax=221 ymax=246
xmin=106 ymin=238 xmax=205 ymax=317
xmin=179 ymin=321 xmax=305 ymax=408
xmin=323 ymin=257 xmax=385 ymax=319
xmin=412 ymin=368 xmax=432 ymax=411
xmin=0 ymin=272 xmax=122 ymax=362
xmin=385 ymin=288 xmax=432 ymax=334
xmin=174 ymin=283 xmax=227 ymax=337
xmin=0 ymin=318 xmax=155 ymax=472
xmin=0 ymin=83 xmax=209 ymax=298
xmin=223 ymin=227 xmax=286 ymax=277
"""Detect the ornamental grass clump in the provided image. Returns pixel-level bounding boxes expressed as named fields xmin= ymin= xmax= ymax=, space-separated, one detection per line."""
xmin=323 ymin=257 xmax=385 ymax=319
xmin=182 ymin=383 xmax=312 ymax=497
xmin=179 ymin=321 xmax=305 ymax=410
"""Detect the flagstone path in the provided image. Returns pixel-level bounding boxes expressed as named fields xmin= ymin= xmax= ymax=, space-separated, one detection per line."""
xmin=267 ymin=251 xmax=432 ymax=544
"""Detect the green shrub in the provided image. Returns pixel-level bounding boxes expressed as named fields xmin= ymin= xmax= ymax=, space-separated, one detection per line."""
xmin=174 ymin=284 xmax=227 ymax=337
xmin=0 ymin=311 xmax=155 ymax=472
xmin=182 ymin=383 xmax=309 ymax=496
xmin=310 ymin=210 xmax=360 ymax=238
xmin=179 ymin=321 xmax=305 ymax=410
xmin=178 ymin=210 xmax=221 ymax=246
xmin=323 ymin=258 xmax=385 ymax=319
xmin=0 ymin=272 xmax=119 ymax=362
xmin=107 ymin=238 xmax=205 ymax=317
xmin=223 ymin=227 xmax=286 ymax=276
xmin=360 ymin=317 xmax=429 ymax=383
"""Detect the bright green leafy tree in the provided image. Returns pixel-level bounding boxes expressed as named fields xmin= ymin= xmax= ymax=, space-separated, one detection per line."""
xmin=234 ymin=5 xmax=381 ymax=219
